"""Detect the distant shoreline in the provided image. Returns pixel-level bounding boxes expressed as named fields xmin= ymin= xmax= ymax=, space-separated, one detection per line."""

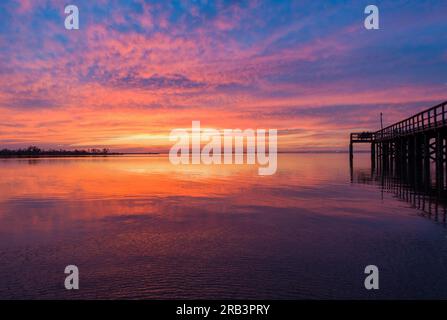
xmin=0 ymin=146 xmax=159 ymax=158
xmin=0 ymin=153 xmax=160 ymax=158
xmin=0 ymin=151 xmax=370 ymax=158
xmin=0 ymin=145 xmax=372 ymax=158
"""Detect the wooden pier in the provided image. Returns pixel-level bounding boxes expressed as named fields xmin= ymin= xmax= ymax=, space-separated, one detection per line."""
xmin=350 ymin=101 xmax=447 ymax=196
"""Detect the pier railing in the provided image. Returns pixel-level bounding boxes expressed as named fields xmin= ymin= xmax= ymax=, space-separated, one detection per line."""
xmin=375 ymin=101 xmax=447 ymax=141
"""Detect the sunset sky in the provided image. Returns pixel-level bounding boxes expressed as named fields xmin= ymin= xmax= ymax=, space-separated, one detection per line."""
xmin=0 ymin=0 xmax=446 ymax=152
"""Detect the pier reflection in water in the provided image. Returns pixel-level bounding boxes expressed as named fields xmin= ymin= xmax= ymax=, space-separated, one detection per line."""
xmin=351 ymin=164 xmax=447 ymax=226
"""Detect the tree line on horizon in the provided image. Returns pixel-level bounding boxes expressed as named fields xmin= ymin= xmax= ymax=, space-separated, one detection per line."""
xmin=0 ymin=146 xmax=116 ymax=156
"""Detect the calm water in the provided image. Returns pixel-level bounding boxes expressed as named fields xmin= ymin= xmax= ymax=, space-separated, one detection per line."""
xmin=0 ymin=154 xmax=447 ymax=299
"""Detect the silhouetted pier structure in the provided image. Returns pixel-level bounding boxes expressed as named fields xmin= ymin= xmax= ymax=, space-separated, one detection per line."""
xmin=350 ymin=101 xmax=447 ymax=197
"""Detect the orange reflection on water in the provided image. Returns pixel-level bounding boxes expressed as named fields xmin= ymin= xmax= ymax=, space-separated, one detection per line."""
xmin=0 ymin=154 xmax=359 ymax=228
xmin=0 ymin=154 xmax=354 ymax=201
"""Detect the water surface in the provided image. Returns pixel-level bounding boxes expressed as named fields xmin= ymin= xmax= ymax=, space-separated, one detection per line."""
xmin=0 ymin=154 xmax=446 ymax=299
